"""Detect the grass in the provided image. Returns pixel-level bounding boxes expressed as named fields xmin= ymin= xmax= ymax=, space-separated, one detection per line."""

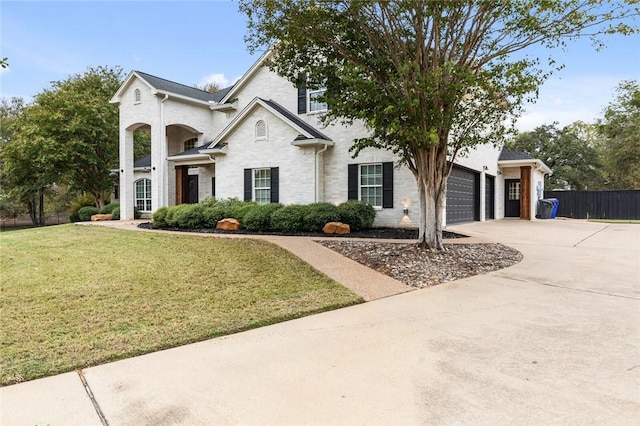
xmin=587 ymin=219 xmax=640 ymax=224
xmin=0 ymin=224 xmax=361 ymax=386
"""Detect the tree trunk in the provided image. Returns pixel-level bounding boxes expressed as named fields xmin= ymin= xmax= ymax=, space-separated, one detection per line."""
xmin=38 ymin=192 xmax=45 ymax=226
xmin=416 ymin=175 xmax=444 ymax=250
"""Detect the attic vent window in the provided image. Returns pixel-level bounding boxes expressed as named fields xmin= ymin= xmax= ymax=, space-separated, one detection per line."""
xmin=134 ymin=89 xmax=141 ymax=103
xmin=255 ymin=120 xmax=267 ymax=141
xmin=183 ymin=138 xmax=197 ymax=151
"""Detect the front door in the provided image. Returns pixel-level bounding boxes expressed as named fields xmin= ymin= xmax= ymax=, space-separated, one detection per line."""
xmin=505 ymin=179 xmax=521 ymax=217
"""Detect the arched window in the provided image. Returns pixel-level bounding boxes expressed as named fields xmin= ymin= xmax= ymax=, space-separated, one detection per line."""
xmin=134 ymin=178 xmax=152 ymax=212
xmin=255 ymin=120 xmax=267 ymax=141
xmin=134 ymin=89 xmax=141 ymax=103
xmin=183 ymin=137 xmax=198 ymax=151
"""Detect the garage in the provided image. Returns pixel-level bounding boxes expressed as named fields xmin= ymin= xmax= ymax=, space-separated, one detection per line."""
xmin=446 ymin=165 xmax=480 ymax=224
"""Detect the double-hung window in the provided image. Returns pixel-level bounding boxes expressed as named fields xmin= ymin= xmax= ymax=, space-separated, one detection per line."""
xmin=308 ymin=87 xmax=327 ymax=113
xmin=359 ymin=164 xmax=383 ymax=208
xmin=253 ymin=168 xmax=271 ymax=204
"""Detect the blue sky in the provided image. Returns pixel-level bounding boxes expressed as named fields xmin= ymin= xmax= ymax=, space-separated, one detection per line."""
xmin=1 ymin=0 xmax=639 ymax=131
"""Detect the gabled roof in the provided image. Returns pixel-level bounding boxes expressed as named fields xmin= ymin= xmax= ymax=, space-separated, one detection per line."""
xmin=206 ymin=97 xmax=332 ymax=148
xmin=499 ymin=147 xmax=534 ymax=161
xmin=219 ymin=49 xmax=273 ymax=104
xmin=498 ymin=147 xmax=552 ymax=175
xmin=110 ymin=70 xmax=233 ymax=105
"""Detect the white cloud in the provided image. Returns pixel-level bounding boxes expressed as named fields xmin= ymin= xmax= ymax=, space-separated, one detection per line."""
xmin=198 ymin=73 xmax=230 ymax=88
xmin=516 ymin=75 xmax=622 ymax=132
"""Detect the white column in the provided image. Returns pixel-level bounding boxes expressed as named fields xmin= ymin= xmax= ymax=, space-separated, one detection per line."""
xmin=119 ymin=127 xmax=135 ymax=220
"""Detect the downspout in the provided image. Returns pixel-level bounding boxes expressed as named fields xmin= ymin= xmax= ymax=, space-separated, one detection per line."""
xmin=160 ymin=94 xmax=169 ymax=206
xmin=315 ymin=144 xmax=329 ymax=202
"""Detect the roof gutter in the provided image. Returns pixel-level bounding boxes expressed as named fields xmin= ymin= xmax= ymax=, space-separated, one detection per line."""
xmin=498 ymin=159 xmax=552 ymax=175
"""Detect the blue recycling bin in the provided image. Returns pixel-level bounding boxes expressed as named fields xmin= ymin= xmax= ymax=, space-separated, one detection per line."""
xmin=548 ymin=198 xmax=559 ymax=218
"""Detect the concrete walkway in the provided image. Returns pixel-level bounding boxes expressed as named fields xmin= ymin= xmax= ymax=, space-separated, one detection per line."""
xmin=2 ymin=219 xmax=639 ymax=425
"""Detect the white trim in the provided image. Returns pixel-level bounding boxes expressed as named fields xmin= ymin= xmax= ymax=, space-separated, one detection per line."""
xmin=498 ymin=159 xmax=553 ymax=175
xmin=110 ymin=71 xmax=155 ymax=104
xmin=219 ymin=49 xmax=273 ymax=104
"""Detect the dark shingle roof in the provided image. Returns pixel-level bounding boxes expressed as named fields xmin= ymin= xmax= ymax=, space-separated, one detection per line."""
xmin=499 ymin=147 xmax=534 ymax=161
xmin=135 ymin=71 xmax=232 ymax=103
xmin=170 ymin=144 xmax=213 ymax=157
xmin=134 ymin=155 xmax=151 ymax=168
xmin=261 ymin=98 xmax=331 ymax=141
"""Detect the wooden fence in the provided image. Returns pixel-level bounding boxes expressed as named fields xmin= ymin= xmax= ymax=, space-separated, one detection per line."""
xmin=543 ymin=190 xmax=640 ymax=220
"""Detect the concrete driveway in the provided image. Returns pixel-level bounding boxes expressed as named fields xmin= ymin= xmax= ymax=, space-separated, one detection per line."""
xmin=2 ymin=219 xmax=639 ymax=425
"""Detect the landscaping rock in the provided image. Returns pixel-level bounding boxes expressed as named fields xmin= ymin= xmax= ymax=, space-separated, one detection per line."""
xmin=217 ymin=218 xmax=241 ymax=231
xmin=323 ymin=222 xmax=350 ymax=234
xmin=91 ymin=214 xmax=113 ymax=221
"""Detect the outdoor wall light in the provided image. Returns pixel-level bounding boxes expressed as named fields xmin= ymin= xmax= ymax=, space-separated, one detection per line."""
xmin=403 ymin=208 xmax=409 ymax=215
xmin=483 ymin=165 xmax=489 ymax=170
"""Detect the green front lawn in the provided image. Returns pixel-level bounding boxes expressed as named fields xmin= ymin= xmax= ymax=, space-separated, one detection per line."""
xmin=587 ymin=219 xmax=640 ymax=224
xmin=0 ymin=225 xmax=361 ymax=385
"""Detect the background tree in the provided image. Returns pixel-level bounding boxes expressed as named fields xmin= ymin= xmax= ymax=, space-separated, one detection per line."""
xmin=240 ymin=0 xmax=637 ymax=249
xmin=11 ymin=66 xmax=124 ymax=208
xmin=195 ymin=82 xmax=221 ymax=93
xmin=507 ymin=122 xmax=603 ymax=190
xmin=597 ymin=80 xmax=640 ymax=189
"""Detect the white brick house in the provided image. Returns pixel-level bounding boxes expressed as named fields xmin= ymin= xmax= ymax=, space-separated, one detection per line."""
xmin=110 ymin=52 xmax=551 ymax=227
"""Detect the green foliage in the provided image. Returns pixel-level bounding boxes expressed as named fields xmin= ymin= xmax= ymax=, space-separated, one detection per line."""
xmin=337 ymin=201 xmax=376 ymax=232
xmin=3 ymin=66 xmax=124 ymax=209
xmin=597 ymin=80 xmax=640 ymax=189
xmin=171 ymin=204 xmax=206 ymax=229
xmin=240 ymin=0 xmax=638 ymax=248
xmin=68 ymin=194 xmax=96 ymax=222
xmin=508 ymin=122 xmax=604 ymax=190
xmin=151 ymin=207 xmax=169 ymax=228
xmin=98 ymin=203 xmax=119 ymax=214
xmin=303 ymin=202 xmax=341 ymax=232
xmin=111 ymin=207 xmax=120 ymax=221
xmin=243 ymin=203 xmax=283 ymax=231
xmin=270 ymin=205 xmax=309 ymax=233
xmin=77 ymin=206 xmax=100 ymax=222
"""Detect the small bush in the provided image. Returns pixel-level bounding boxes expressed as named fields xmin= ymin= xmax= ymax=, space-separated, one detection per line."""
xmin=112 ymin=207 xmax=120 ymax=220
xmin=243 ymin=203 xmax=283 ymax=231
xmin=151 ymin=207 xmax=169 ymax=228
xmin=337 ymin=200 xmax=376 ymax=231
xmin=303 ymin=202 xmax=341 ymax=232
xmin=77 ymin=206 xmax=100 ymax=222
xmin=271 ymin=205 xmax=309 ymax=233
xmin=69 ymin=195 xmax=95 ymax=222
xmin=172 ymin=204 xmax=206 ymax=229
xmin=99 ymin=203 xmax=119 ymax=214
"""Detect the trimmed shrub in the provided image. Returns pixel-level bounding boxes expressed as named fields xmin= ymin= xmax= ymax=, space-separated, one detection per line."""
xmin=68 ymin=195 xmax=95 ymax=222
xmin=77 ymin=206 xmax=100 ymax=222
xmin=151 ymin=207 xmax=169 ymax=228
xmin=99 ymin=203 xmax=119 ymax=214
xmin=303 ymin=202 xmax=341 ymax=232
xmin=337 ymin=200 xmax=376 ymax=231
xmin=172 ymin=204 xmax=206 ymax=229
xmin=271 ymin=204 xmax=309 ymax=233
xmin=243 ymin=203 xmax=283 ymax=231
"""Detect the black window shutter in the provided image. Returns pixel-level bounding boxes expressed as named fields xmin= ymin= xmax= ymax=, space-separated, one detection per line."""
xmin=212 ymin=177 xmax=215 ymax=197
xmin=297 ymin=75 xmax=307 ymax=114
xmin=382 ymin=162 xmax=394 ymax=208
xmin=244 ymin=168 xmax=252 ymax=201
xmin=270 ymin=167 xmax=279 ymax=203
xmin=347 ymin=164 xmax=358 ymax=200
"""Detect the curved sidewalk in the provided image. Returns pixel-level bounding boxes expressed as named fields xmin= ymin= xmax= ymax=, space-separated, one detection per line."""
xmin=2 ymin=219 xmax=639 ymax=425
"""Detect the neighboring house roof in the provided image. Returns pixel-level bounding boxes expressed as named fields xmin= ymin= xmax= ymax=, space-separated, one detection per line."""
xmin=110 ymin=70 xmax=233 ymax=105
xmin=205 ymin=97 xmax=333 ymax=149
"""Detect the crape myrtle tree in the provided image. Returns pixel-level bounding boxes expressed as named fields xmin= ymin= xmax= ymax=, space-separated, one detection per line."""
xmin=239 ymin=0 xmax=638 ymax=249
